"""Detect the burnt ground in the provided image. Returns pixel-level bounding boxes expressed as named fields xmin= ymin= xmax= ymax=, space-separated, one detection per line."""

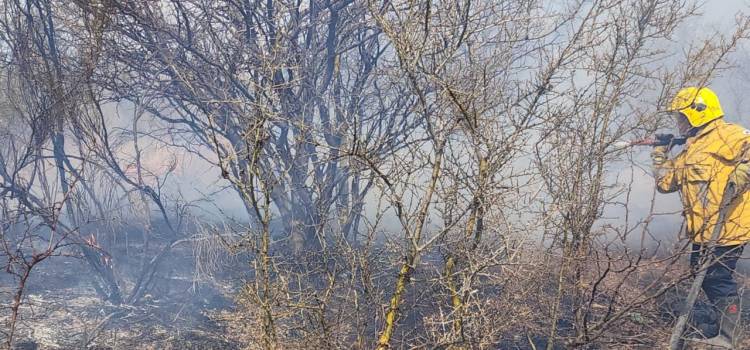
xmin=1 ymin=242 xmax=243 ymax=350
xmin=6 ymin=241 xmax=750 ymax=349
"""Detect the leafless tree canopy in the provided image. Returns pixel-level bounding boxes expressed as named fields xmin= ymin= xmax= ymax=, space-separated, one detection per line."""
xmin=0 ymin=0 xmax=748 ymax=349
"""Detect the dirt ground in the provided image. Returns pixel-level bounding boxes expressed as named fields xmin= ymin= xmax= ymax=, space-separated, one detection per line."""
xmin=6 ymin=247 xmax=750 ymax=349
xmin=1 ymin=245 xmax=242 ymax=350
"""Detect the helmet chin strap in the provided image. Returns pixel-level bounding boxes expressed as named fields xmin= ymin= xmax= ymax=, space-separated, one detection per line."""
xmin=681 ymin=127 xmax=700 ymax=137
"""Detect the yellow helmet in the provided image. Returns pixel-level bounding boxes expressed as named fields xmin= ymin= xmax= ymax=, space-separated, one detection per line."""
xmin=669 ymin=86 xmax=724 ymax=127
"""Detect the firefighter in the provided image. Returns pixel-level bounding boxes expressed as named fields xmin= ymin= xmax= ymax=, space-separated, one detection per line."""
xmin=652 ymin=86 xmax=750 ymax=348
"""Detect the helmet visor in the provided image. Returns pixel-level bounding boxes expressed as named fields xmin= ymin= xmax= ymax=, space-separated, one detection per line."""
xmin=671 ymin=112 xmax=693 ymax=135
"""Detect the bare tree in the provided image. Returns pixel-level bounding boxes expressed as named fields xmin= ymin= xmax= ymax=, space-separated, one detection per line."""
xmin=91 ymin=0 xmax=419 ymax=348
xmin=1 ymin=0 xmax=749 ymax=349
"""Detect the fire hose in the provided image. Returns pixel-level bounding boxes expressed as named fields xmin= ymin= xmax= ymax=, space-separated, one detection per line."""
xmin=614 ymin=133 xmax=687 ymax=149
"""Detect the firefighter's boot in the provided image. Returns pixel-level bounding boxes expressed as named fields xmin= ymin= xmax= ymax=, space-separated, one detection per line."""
xmin=696 ymin=296 xmax=742 ymax=349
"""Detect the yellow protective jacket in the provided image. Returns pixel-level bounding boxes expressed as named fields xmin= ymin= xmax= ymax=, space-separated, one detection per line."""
xmin=656 ymin=119 xmax=750 ymax=246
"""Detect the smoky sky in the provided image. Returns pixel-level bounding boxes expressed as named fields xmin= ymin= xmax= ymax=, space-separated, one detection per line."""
xmin=105 ymin=1 xmax=750 ymax=242
xmin=601 ymin=0 xmax=750 ymax=252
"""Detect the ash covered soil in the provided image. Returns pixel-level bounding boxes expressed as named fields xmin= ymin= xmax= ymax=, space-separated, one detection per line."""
xmin=7 ymin=245 xmax=750 ymax=349
xmin=1 ymin=243 xmax=244 ymax=350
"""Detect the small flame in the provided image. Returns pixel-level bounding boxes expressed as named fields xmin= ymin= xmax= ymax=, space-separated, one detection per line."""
xmin=85 ymin=234 xmax=112 ymax=267
xmin=85 ymin=234 xmax=98 ymax=247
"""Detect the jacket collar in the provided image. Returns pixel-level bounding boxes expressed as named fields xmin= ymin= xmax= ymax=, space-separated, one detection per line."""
xmin=691 ymin=118 xmax=724 ymax=141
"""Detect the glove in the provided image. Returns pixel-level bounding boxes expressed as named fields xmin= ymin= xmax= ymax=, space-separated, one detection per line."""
xmin=728 ymin=162 xmax=750 ymax=192
xmin=651 ymin=146 xmax=669 ymax=167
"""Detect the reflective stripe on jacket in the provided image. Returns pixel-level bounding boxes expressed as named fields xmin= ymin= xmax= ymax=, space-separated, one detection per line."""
xmin=656 ymin=119 xmax=750 ymax=246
